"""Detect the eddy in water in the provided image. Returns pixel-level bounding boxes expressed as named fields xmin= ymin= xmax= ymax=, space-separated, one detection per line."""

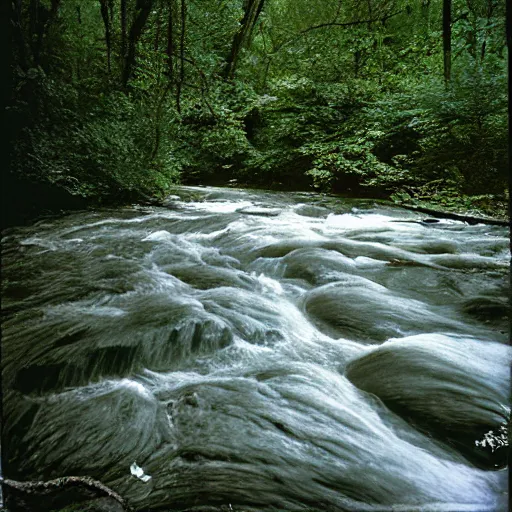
xmin=1 ymin=187 xmax=510 ymax=511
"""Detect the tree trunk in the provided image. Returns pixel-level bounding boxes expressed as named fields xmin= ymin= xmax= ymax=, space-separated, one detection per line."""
xmin=443 ymin=0 xmax=451 ymax=85
xmin=154 ymin=3 xmax=162 ymax=51
xmin=121 ymin=0 xmax=127 ymax=67
xmin=481 ymin=0 xmax=496 ymax=61
xmin=176 ymin=0 xmax=186 ymax=113
xmin=28 ymin=0 xmax=61 ymax=68
xmin=151 ymin=84 xmax=172 ymax=160
xmin=123 ymin=0 xmax=154 ymax=87
xmin=245 ymin=0 xmax=265 ymax=48
xmin=76 ymin=4 xmax=82 ymax=80
xmin=99 ymin=0 xmax=111 ymax=73
xmin=166 ymin=0 xmax=175 ymax=82
xmin=28 ymin=0 xmax=40 ymax=64
xmin=223 ymin=0 xmax=265 ymax=80
xmin=12 ymin=0 xmax=29 ymax=71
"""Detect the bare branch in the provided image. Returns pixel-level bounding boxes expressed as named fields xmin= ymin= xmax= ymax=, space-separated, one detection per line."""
xmin=272 ymin=10 xmax=404 ymax=54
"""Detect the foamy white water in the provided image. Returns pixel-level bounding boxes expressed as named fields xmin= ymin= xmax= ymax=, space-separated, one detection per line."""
xmin=2 ymin=186 xmax=509 ymax=511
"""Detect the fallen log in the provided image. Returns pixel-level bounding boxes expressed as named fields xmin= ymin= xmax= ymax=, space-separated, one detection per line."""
xmin=396 ymin=203 xmax=509 ymax=227
xmin=1 ymin=476 xmax=132 ymax=512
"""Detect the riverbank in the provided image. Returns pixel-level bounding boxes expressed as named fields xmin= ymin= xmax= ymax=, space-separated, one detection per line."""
xmin=217 ymin=181 xmax=510 ymax=226
xmin=2 ymin=176 xmax=509 ymax=231
xmin=388 ymin=192 xmax=509 ymax=226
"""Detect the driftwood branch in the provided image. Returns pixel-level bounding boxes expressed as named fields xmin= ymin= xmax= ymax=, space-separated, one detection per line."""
xmin=272 ymin=10 xmax=404 ymax=54
xmin=1 ymin=475 xmax=133 ymax=512
xmin=396 ymin=203 xmax=509 ymax=226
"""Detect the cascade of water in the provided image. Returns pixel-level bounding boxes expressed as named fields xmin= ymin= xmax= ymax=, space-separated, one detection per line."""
xmin=2 ymin=187 xmax=509 ymax=511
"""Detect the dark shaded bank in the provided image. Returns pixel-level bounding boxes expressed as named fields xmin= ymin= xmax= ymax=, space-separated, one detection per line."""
xmin=1 ymin=174 xmax=88 ymax=229
xmin=0 ymin=174 xmax=160 ymax=230
xmin=1 ymin=176 xmax=508 ymax=231
xmin=0 ymin=175 xmax=310 ymax=231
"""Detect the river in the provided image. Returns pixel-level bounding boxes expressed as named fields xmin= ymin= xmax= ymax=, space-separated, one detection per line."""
xmin=1 ymin=187 xmax=510 ymax=511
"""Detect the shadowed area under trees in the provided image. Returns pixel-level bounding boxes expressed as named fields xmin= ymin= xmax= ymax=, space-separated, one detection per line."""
xmin=4 ymin=0 xmax=509 ymax=226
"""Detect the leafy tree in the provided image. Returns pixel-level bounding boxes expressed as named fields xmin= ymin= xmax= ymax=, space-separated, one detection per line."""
xmin=6 ymin=0 xmax=508 ymax=218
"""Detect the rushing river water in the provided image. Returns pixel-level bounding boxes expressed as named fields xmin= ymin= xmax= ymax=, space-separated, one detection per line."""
xmin=1 ymin=187 xmax=510 ymax=512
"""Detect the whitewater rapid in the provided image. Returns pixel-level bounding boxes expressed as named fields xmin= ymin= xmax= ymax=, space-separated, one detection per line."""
xmin=2 ymin=187 xmax=509 ymax=511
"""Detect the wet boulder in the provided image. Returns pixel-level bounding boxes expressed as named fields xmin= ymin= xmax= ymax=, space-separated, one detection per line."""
xmin=345 ymin=334 xmax=511 ymax=469
xmin=461 ymin=296 xmax=509 ymax=332
xmin=303 ymin=280 xmax=463 ymax=343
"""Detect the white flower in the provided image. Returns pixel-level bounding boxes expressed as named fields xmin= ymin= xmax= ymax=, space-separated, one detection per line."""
xmin=130 ymin=462 xmax=152 ymax=483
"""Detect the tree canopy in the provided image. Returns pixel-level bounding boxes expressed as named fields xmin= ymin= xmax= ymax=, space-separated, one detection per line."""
xmin=6 ymin=0 xmax=509 ymax=214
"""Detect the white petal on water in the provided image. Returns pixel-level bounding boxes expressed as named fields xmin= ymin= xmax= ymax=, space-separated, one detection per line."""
xmin=130 ymin=462 xmax=152 ymax=482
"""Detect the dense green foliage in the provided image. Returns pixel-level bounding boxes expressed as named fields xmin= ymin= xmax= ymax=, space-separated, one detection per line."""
xmin=8 ymin=0 xmax=508 ymax=208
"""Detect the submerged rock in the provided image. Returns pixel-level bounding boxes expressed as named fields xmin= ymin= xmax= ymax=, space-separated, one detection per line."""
xmin=303 ymin=280 xmax=465 ymax=342
xmin=461 ymin=296 xmax=509 ymax=328
xmin=237 ymin=206 xmax=281 ymax=217
xmin=345 ymin=334 xmax=511 ymax=469
xmin=293 ymin=204 xmax=330 ymax=218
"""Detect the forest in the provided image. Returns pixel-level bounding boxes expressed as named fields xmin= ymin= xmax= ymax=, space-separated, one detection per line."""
xmin=5 ymin=0 xmax=509 ymax=224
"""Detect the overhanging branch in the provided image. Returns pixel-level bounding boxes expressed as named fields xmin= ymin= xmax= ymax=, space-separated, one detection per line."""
xmin=272 ymin=10 xmax=404 ymax=54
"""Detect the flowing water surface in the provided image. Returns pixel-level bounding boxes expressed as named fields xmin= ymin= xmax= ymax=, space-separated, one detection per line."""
xmin=1 ymin=187 xmax=510 ymax=511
